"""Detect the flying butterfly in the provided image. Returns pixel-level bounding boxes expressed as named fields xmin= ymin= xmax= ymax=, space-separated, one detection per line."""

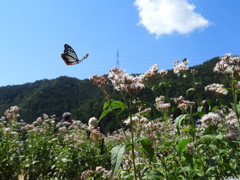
xmin=61 ymin=44 xmax=89 ymax=65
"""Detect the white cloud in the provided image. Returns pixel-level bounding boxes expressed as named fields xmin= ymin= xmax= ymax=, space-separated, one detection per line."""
xmin=134 ymin=0 xmax=210 ymax=37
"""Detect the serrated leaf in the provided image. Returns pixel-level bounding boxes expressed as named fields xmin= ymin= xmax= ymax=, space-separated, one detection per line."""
xmin=110 ymin=145 xmax=125 ymax=180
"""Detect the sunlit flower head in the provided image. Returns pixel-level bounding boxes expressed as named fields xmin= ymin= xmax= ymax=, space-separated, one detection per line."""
xmin=108 ymin=66 xmax=145 ymax=93
xmin=214 ymin=53 xmax=240 ymax=76
xmin=88 ymin=117 xmax=98 ymax=130
xmin=173 ymin=58 xmax=189 ymax=75
xmin=89 ymin=74 xmax=109 ymax=89
xmin=159 ymin=70 xmax=168 ymax=77
xmin=205 ymin=83 xmax=228 ymax=95
xmin=142 ymin=64 xmax=159 ymax=79
xmin=200 ymin=112 xmax=222 ymax=128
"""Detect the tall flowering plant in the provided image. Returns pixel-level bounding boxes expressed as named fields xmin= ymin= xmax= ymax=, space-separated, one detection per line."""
xmin=90 ymin=65 xmax=159 ymax=179
xmin=213 ymin=53 xmax=240 ymax=123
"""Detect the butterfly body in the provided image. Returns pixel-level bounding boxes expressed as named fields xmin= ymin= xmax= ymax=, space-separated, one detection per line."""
xmin=61 ymin=44 xmax=89 ymax=65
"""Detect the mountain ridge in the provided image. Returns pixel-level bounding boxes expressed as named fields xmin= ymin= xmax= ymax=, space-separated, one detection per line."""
xmin=1 ymin=56 xmax=228 ymax=132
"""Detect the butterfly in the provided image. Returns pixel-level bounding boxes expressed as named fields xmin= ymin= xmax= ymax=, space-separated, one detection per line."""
xmin=61 ymin=44 xmax=89 ymax=65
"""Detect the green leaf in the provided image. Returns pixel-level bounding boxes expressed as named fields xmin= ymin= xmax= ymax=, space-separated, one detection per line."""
xmin=183 ymin=152 xmax=194 ymax=168
xmin=202 ymin=134 xmax=217 ymax=143
xmin=111 ymin=100 xmax=126 ymax=110
xmin=186 ymin=88 xmax=195 ymax=95
xmin=195 ymin=82 xmax=202 ymax=86
xmin=177 ymin=138 xmax=192 ymax=152
xmin=216 ymin=134 xmax=224 ymax=140
xmin=197 ymin=106 xmax=203 ymax=112
xmin=136 ymin=138 xmax=154 ymax=162
xmin=103 ymin=99 xmax=111 ymax=109
xmin=99 ymin=109 xmax=110 ymax=121
xmin=212 ymin=105 xmax=220 ymax=112
xmin=201 ymin=99 xmax=212 ymax=111
xmin=143 ymin=169 xmax=163 ymax=179
xmin=110 ymin=145 xmax=125 ymax=180
xmin=209 ymin=144 xmax=217 ymax=150
xmin=231 ymin=102 xmax=240 ymax=119
xmin=175 ymin=114 xmax=188 ymax=132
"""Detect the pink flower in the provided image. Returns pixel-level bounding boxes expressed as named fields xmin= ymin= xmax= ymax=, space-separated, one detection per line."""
xmin=89 ymin=74 xmax=109 ymax=89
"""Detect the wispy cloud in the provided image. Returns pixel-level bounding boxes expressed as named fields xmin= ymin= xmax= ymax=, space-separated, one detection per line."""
xmin=134 ymin=0 xmax=210 ymax=37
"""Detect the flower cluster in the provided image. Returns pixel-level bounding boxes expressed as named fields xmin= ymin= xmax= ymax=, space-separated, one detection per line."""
xmin=155 ymin=96 xmax=171 ymax=113
xmin=123 ymin=115 xmax=148 ymax=126
xmin=89 ymin=74 xmax=109 ymax=97
xmin=214 ymin=53 xmax=240 ymax=75
xmin=80 ymin=166 xmax=112 ymax=179
xmin=224 ymin=109 xmax=240 ymax=140
xmin=4 ymin=106 xmax=20 ymax=119
xmin=173 ymin=58 xmax=189 ymax=75
xmin=235 ymin=81 xmax=240 ymax=89
xmin=89 ymin=74 xmax=109 ymax=89
xmin=199 ymin=112 xmax=222 ymax=128
xmin=159 ymin=70 xmax=168 ymax=77
xmin=141 ymin=64 xmax=159 ymax=79
xmin=205 ymin=83 xmax=228 ymax=95
xmin=174 ymin=96 xmax=195 ymax=112
xmin=108 ymin=66 xmax=145 ymax=93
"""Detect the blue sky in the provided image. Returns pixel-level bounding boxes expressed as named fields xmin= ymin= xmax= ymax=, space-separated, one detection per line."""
xmin=0 ymin=0 xmax=240 ymax=86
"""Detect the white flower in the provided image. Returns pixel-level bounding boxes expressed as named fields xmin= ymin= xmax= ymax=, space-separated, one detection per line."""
xmin=200 ymin=112 xmax=222 ymax=128
xmin=205 ymin=83 xmax=228 ymax=95
xmin=159 ymin=70 xmax=168 ymax=77
xmin=108 ymin=66 xmax=145 ymax=93
xmin=173 ymin=59 xmax=189 ymax=75
xmin=214 ymin=53 xmax=240 ymax=74
xmin=88 ymin=117 xmax=98 ymax=130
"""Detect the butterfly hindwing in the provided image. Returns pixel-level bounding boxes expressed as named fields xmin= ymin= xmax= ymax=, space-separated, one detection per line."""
xmin=61 ymin=53 xmax=79 ymax=65
xmin=79 ymin=53 xmax=89 ymax=62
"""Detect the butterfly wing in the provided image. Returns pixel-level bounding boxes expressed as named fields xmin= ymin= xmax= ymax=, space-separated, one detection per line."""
xmin=61 ymin=44 xmax=89 ymax=65
xmin=63 ymin=44 xmax=78 ymax=59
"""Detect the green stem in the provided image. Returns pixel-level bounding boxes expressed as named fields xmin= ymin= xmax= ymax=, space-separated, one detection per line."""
xmin=130 ymin=116 xmax=137 ymax=180
xmin=120 ymin=91 xmax=138 ymax=180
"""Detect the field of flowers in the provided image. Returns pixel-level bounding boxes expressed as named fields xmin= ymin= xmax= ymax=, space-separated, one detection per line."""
xmin=1 ymin=54 xmax=240 ymax=180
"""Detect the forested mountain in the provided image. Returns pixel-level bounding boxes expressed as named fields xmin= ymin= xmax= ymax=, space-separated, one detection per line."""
xmin=0 ymin=77 xmax=104 ymax=124
xmin=0 ymin=57 xmax=230 ymax=132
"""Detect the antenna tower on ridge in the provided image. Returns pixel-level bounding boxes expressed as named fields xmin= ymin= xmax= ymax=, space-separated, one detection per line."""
xmin=116 ymin=50 xmax=119 ymax=67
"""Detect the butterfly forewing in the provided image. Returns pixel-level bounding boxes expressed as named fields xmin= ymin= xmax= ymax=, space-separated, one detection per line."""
xmin=63 ymin=44 xmax=78 ymax=59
